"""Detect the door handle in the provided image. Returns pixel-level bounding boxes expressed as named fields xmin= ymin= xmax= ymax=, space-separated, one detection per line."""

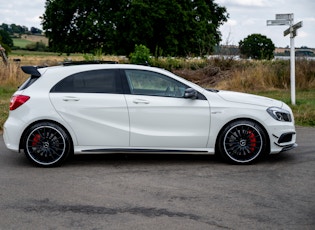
xmin=62 ymin=96 xmax=80 ymax=101
xmin=133 ymin=99 xmax=150 ymax=104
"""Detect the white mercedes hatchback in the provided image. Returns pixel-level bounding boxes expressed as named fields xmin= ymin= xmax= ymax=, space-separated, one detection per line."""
xmin=3 ymin=62 xmax=297 ymax=166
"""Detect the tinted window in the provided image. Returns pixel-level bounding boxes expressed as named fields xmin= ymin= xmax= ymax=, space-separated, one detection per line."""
xmin=19 ymin=76 xmax=39 ymax=90
xmin=51 ymin=69 xmax=122 ymax=93
xmin=124 ymin=70 xmax=187 ymax=98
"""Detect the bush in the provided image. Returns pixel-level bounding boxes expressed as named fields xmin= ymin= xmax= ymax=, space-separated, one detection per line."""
xmin=0 ymin=43 xmax=11 ymax=56
xmin=129 ymin=44 xmax=151 ymax=65
xmin=25 ymin=41 xmax=47 ymax=51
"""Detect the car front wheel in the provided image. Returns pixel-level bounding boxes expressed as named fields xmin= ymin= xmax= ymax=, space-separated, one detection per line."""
xmin=23 ymin=122 xmax=71 ymax=167
xmin=217 ymin=120 xmax=268 ymax=164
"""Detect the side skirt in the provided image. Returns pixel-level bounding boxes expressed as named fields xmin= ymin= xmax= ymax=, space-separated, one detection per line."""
xmin=78 ymin=148 xmax=213 ymax=155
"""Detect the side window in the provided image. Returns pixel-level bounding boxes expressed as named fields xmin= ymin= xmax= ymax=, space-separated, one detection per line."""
xmin=19 ymin=76 xmax=40 ymax=90
xmin=51 ymin=69 xmax=122 ymax=93
xmin=124 ymin=70 xmax=187 ymax=97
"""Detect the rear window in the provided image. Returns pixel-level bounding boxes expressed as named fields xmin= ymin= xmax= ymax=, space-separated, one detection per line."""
xmin=50 ymin=69 xmax=123 ymax=94
xmin=19 ymin=76 xmax=40 ymax=90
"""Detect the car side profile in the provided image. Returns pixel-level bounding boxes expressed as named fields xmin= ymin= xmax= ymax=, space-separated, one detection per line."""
xmin=3 ymin=62 xmax=297 ymax=166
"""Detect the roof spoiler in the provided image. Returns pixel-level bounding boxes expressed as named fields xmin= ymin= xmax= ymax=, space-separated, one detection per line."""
xmin=63 ymin=60 xmax=118 ymax=66
xmin=21 ymin=66 xmax=47 ymax=77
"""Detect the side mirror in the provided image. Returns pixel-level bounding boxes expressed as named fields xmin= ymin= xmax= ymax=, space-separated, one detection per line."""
xmin=184 ymin=88 xmax=198 ymax=99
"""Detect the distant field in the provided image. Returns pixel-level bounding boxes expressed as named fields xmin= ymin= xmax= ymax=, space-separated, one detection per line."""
xmin=13 ymin=35 xmax=48 ymax=48
xmin=12 ymin=38 xmax=33 ymax=48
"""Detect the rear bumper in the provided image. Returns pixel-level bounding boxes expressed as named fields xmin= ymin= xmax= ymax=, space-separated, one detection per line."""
xmin=3 ymin=119 xmax=23 ymax=152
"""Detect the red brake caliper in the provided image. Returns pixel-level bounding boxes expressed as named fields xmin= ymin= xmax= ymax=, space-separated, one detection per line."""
xmin=248 ymin=130 xmax=257 ymax=153
xmin=32 ymin=134 xmax=41 ymax=147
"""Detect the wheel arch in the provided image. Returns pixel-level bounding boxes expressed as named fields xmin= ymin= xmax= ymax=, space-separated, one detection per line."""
xmin=19 ymin=119 xmax=74 ymax=152
xmin=215 ymin=117 xmax=270 ymax=155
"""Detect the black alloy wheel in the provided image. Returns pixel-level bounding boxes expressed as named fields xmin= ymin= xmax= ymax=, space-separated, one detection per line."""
xmin=24 ymin=122 xmax=71 ymax=167
xmin=218 ymin=120 xmax=267 ymax=164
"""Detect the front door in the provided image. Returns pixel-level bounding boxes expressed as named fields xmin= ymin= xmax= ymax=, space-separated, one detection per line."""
xmin=123 ymin=69 xmax=210 ymax=149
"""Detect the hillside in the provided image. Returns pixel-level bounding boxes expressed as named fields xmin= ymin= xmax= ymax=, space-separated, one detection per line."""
xmin=13 ymin=35 xmax=48 ymax=48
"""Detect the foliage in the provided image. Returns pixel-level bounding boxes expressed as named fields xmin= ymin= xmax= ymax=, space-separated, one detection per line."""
xmin=83 ymin=48 xmax=104 ymax=61
xmin=0 ymin=30 xmax=13 ymax=48
xmin=42 ymin=0 xmax=228 ymax=56
xmin=0 ymin=23 xmax=42 ymax=35
xmin=0 ymin=30 xmax=13 ymax=56
xmin=1 ymin=23 xmax=29 ymax=35
xmin=239 ymin=34 xmax=275 ymax=60
xmin=25 ymin=42 xmax=48 ymax=52
xmin=129 ymin=44 xmax=152 ymax=64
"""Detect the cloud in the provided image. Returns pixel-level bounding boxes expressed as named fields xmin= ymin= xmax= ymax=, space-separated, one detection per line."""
xmin=216 ymin=0 xmax=271 ymax=7
xmin=298 ymin=31 xmax=307 ymax=38
xmin=226 ymin=19 xmax=238 ymax=26
xmin=0 ymin=0 xmax=45 ymax=28
xmin=303 ymin=17 xmax=315 ymax=22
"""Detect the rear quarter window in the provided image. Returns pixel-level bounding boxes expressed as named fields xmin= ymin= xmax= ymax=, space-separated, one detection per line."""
xmin=19 ymin=76 xmax=40 ymax=90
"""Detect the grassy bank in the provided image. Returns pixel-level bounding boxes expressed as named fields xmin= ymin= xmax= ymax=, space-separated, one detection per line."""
xmin=0 ymin=52 xmax=314 ymax=130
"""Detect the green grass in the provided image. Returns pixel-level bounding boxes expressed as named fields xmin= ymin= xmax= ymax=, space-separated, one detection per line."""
xmin=0 ymin=87 xmax=16 ymax=131
xmin=11 ymin=50 xmax=75 ymax=56
xmin=0 ymin=86 xmax=314 ymax=132
xmin=12 ymin=38 xmax=33 ymax=48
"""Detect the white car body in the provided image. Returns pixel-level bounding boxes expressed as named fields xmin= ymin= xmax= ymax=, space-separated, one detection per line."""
xmin=3 ymin=63 xmax=297 ymax=166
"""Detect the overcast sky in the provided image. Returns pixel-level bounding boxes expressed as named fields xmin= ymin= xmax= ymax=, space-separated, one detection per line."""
xmin=0 ymin=0 xmax=314 ymax=48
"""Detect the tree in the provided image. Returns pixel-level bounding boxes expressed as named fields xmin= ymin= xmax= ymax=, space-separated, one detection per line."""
xmin=1 ymin=23 xmax=29 ymax=35
xmin=42 ymin=0 xmax=228 ymax=56
xmin=30 ymin=27 xmax=43 ymax=35
xmin=0 ymin=29 xmax=13 ymax=48
xmin=0 ymin=30 xmax=12 ymax=56
xmin=239 ymin=34 xmax=275 ymax=60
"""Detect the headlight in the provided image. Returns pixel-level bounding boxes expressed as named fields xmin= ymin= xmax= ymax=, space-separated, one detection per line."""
xmin=267 ymin=107 xmax=292 ymax=122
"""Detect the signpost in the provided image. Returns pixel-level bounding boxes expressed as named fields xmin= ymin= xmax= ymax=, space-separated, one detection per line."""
xmin=267 ymin=13 xmax=303 ymax=105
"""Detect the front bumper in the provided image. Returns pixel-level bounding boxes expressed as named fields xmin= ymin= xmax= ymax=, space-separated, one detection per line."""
xmin=269 ymin=127 xmax=297 ymax=154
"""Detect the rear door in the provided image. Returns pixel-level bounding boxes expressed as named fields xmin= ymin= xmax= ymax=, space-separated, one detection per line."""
xmin=49 ymin=69 xmax=129 ymax=147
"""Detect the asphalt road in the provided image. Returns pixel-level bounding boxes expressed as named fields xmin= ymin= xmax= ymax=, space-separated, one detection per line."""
xmin=0 ymin=127 xmax=314 ymax=230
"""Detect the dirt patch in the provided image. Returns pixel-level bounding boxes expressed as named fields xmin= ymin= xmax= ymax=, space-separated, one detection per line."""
xmin=173 ymin=66 xmax=231 ymax=87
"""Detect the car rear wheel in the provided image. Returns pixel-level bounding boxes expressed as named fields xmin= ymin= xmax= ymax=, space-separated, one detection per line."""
xmin=217 ymin=120 xmax=267 ymax=164
xmin=23 ymin=122 xmax=71 ymax=167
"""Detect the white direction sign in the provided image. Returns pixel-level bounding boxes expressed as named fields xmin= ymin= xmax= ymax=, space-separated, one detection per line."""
xmin=283 ymin=21 xmax=303 ymax=37
xmin=276 ymin=14 xmax=293 ymax=20
xmin=267 ymin=19 xmax=290 ymax=26
xmin=292 ymin=21 xmax=303 ymax=30
xmin=266 ymin=13 xmax=302 ymax=105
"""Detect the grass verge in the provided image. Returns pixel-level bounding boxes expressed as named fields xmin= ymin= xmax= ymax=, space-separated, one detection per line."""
xmin=0 ymin=87 xmax=16 ymax=131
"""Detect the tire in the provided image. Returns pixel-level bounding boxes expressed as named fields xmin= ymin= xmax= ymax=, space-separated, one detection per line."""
xmin=217 ymin=120 xmax=267 ymax=164
xmin=23 ymin=122 xmax=71 ymax=167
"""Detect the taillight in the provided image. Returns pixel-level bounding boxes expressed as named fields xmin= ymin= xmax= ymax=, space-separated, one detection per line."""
xmin=10 ymin=95 xmax=30 ymax=111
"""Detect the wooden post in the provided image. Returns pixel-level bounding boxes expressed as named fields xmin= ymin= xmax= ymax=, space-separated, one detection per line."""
xmin=0 ymin=45 xmax=8 ymax=65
